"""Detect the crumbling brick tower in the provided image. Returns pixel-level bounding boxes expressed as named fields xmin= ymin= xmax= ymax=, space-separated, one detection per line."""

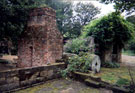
xmin=17 ymin=7 xmax=63 ymax=68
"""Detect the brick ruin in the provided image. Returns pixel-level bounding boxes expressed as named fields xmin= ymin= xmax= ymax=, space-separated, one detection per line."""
xmin=17 ymin=7 xmax=63 ymax=68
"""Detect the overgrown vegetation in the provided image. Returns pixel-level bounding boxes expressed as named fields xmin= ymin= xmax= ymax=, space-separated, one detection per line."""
xmin=61 ymin=52 xmax=93 ymax=77
xmin=64 ymin=38 xmax=89 ymax=54
xmin=123 ymin=16 xmax=135 ymax=55
xmin=81 ymin=12 xmax=134 ymax=63
xmin=0 ymin=0 xmax=100 ymax=54
xmin=102 ymin=62 xmax=120 ymax=68
xmin=82 ymin=12 xmax=134 ymax=51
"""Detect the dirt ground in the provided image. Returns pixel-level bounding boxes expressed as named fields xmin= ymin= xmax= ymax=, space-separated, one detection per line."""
xmin=121 ymin=55 xmax=135 ymax=67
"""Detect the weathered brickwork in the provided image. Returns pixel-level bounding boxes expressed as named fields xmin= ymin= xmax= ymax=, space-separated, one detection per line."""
xmin=18 ymin=7 xmax=63 ymax=67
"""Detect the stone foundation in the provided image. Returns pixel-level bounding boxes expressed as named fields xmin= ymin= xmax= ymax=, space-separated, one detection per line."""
xmin=0 ymin=63 xmax=65 ymax=92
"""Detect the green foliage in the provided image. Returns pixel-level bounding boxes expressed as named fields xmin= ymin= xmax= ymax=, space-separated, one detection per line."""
xmin=128 ymin=41 xmax=135 ymax=53
xmin=64 ymin=38 xmax=89 ymax=54
xmin=61 ymin=52 xmax=93 ymax=77
xmin=102 ymin=61 xmax=120 ymax=68
xmin=47 ymin=1 xmax=73 ymax=38
xmin=0 ymin=0 xmax=100 ymax=54
xmin=52 ymin=2 xmax=100 ymax=39
xmin=0 ymin=0 xmax=47 ymax=52
xmin=116 ymin=78 xmax=129 ymax=86
xmin=82 ymin=12 xmax=134 ymax=51
xmin=122 ymin=50 xmax=135 ymax=56
xmin=74 ymin=2 xmax=100 ymax=26
xmin=126 ymin=15 xmax=135 ymax=25
xmin=101 ymin=0 xmax=135 ymax=15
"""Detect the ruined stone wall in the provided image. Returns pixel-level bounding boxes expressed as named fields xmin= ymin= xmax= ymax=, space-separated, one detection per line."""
xmin=0 ymin=63 xmax=65 ymax=92
xmin=18 ymin=7 xmax=63 ymax=68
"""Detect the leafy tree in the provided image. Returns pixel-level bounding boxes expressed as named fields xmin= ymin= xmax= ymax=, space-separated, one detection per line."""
xmin=48 ymin=2 xmax=100 ymax=39
xmin=124 ymin=15 xmax=135 ymax=53
xmin=74 ymin=2 xmax=100 ymax=26
xmin=126 ymin=15 xmax=135 ymax=25
xmin=101 ymin=0 xmax=135 ymax=15
xmin=82 ymin=12 xmax=134 ymax=62
xmin=66 ymin=2 xmax=100 ymax=38
xmin=0 ymin=0 xmax=100 ymax=54
xmin=0 ymin=0 xmax=47 ymax=53
xmin=46 ymin=0 xmax=73 ymax=37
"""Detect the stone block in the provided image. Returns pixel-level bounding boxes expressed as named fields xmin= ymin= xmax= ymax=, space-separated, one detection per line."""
xmin=0 ymin=82 xmax=19 ymax=91
xmin=40 ymin=70 xmax=48 ymax=77
xmin=47 ymin=70 xmax=53 ymax=79
xmin=0 ymin=78 xmax=6 ymax=85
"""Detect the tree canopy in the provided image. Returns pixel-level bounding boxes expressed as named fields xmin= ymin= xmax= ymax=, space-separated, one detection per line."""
xmin=67 ymin=2 xmax=100 ymax=38
xmin=0 ymin=0 xmax=100 ymax=46
xmin=101 ymin=0 xmax=135 ymax=15
xmin=82 ymin=12 xmax=134 ymax=50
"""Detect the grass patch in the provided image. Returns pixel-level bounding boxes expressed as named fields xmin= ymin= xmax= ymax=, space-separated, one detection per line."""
xmin=95 ymin=67 xmax=135 ymax=86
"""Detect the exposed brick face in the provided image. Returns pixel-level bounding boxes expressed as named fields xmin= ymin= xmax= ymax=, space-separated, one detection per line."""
xmin=18 ymin=7 xmax=63 ymax=68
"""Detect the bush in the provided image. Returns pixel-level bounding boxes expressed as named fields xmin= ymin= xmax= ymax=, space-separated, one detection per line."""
xmin=102 ymin=61 xmax=120 ymax=68
xmin=61 ymin=52 xmax=93 ymax=77
xmin=64 ymin=38 xmax=89 ymax=54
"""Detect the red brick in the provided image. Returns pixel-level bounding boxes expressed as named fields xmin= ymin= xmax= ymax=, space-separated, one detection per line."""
xmin=17 ymin=7 xmax=63 ymax=68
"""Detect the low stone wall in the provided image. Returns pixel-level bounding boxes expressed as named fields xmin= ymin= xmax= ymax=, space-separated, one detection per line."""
xmin=73 ymin=72 xmax=129 ymax=93
xmin=0 ymin=63 xmax=65 ymax=92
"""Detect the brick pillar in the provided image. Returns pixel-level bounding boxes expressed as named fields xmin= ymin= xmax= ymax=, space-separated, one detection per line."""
xmin=18 ymin=7 xmax=63 ymax=68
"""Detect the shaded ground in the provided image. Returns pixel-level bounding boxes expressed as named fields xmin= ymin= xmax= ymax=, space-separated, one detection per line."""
xmin=15 ymin=78 xmax=112 ymax=93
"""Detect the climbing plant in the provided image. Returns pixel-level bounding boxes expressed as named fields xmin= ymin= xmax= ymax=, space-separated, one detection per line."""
xmin=82 ymin=12 xmax=134 ymax=52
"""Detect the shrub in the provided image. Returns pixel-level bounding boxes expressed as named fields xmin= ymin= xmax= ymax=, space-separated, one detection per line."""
xmin=61 ymin=52 xmax=93 ymax=77
xmin=102 ymin=61 xmax=120 ymax=68
xmin=64 ymin=38 xmax=89 ymax=54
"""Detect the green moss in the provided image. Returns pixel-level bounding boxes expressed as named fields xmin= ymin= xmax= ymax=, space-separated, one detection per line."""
xmin=80 ymin=88 xmax=99 ymax=93
xmin=16 ymin=79 xmax=100 ymax=93
xmin=15 ymin=81 xmax=55 ymax=93
xmin=95 ymin=67 xmax=135 ymax=86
